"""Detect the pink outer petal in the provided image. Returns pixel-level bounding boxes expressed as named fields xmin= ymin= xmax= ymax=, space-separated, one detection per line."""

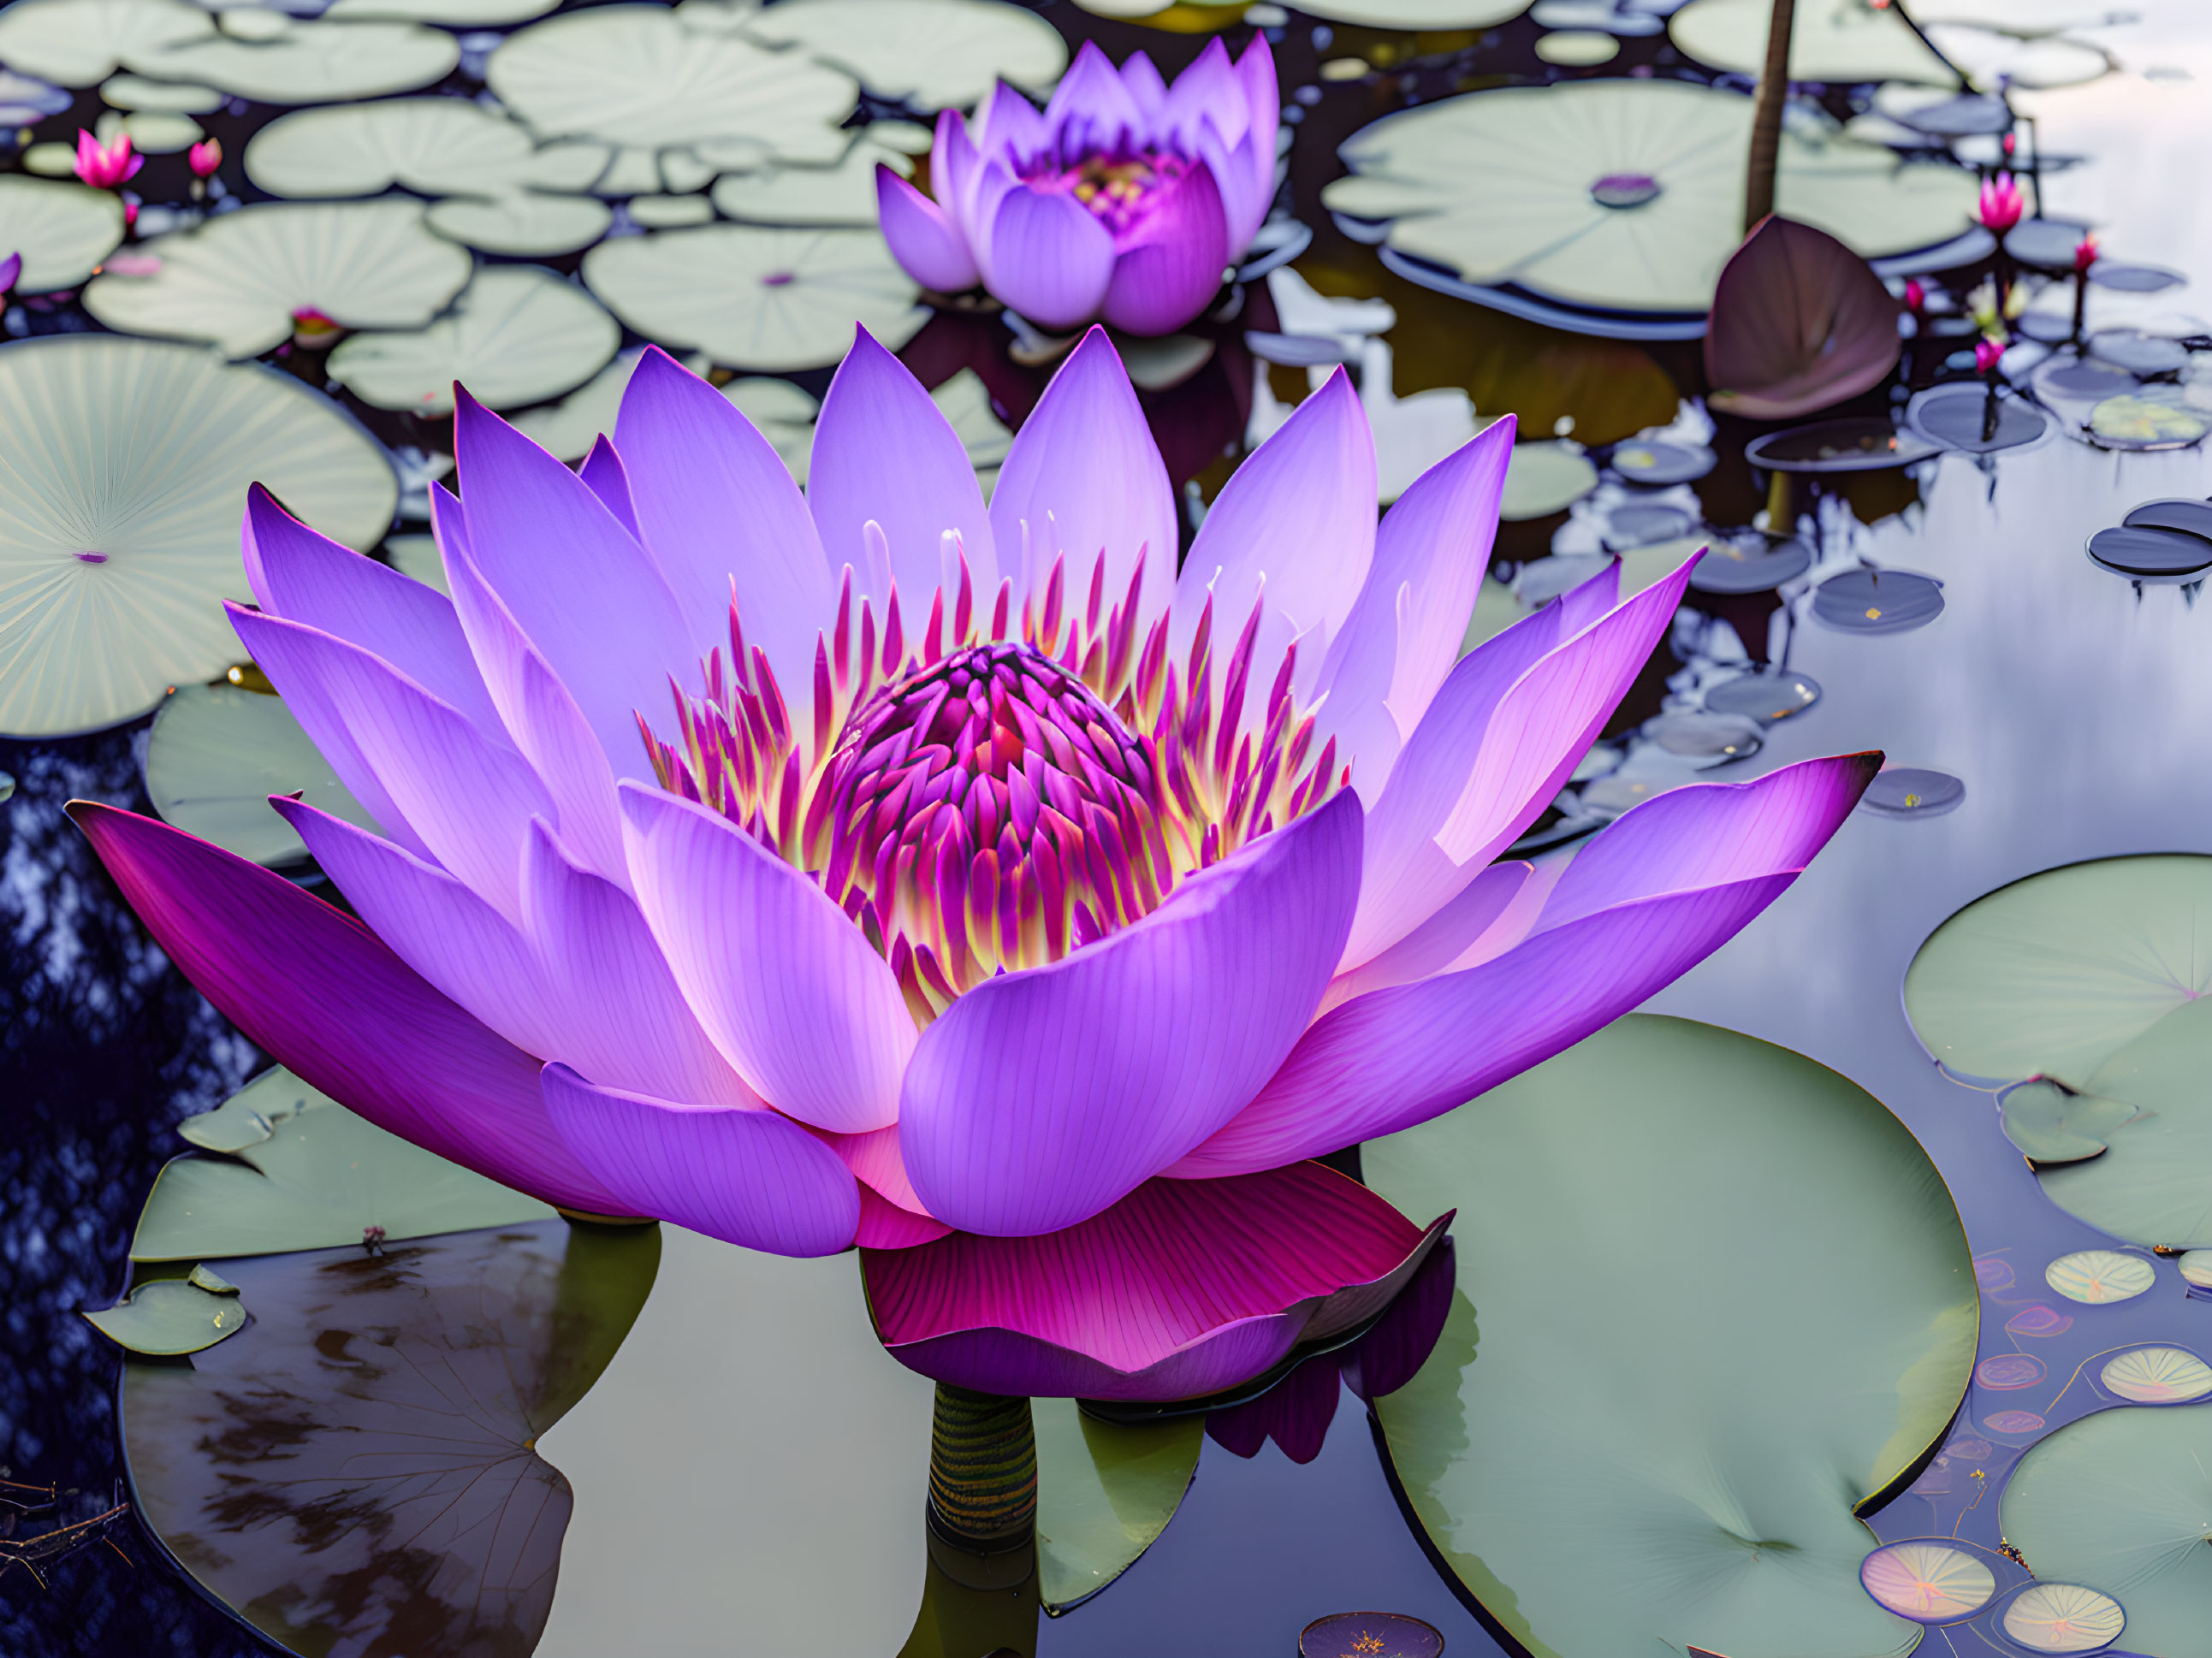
xmin=898 ymin=790 xmax=1362 ymax=1239
xmin=68 ymin=802 xmax=629 ymax=1216
xmin=1168 ymin=873 xmax=1799 ymax=1178
xmin=540 ymin=1064 xmax=859 ymax=1257
xmin=1315 ymin=414 xmax=1515 ymax=797
xmin=987 ymin=325 xmax=1176 ymax=625
xmin=876 ymin=165 xmax=981 ymax=295
xmin=617 ymin=782 xmax=913 ymax=1134
xmin=862 ymin=1163 xmax=1440 ymax=1400
xmin=821 ymin=1122 xmax=935 ymax=1217
xmin=614 ymin=346 xmax=833 ymax=702
xmin=242 ymin=485 xmax=504 ymax=738
xmin=984 ymin=183 xmax=1117 ymax=333
xmin=1100 ymin=159 xmax=1231 ymax=337
xmin=807 ymin=328 xmax=997 ymax=608
xmin=857 ymin=1186 xmax=954 ymax=1249
xmin=578 ymin=434 xmax=641 ymax=538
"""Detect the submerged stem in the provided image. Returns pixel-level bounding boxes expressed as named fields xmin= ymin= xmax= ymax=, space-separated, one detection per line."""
xmin=927 ymin=1383 xmax=1038 ymax=1549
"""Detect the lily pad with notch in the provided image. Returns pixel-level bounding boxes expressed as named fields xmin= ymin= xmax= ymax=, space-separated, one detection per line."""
xmin=85 ymin=1276 xmax=248 ymax=1355
xmin=2000 ymin=1080 xmax=2137 ymax=1165
xmin=144 ymin=681 xmax=377 ymax=867
xmin=1032 ymin=1400 xmax=1201 ymax=1614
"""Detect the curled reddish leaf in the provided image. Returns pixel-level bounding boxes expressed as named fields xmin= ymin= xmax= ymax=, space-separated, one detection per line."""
xmin=1705 ymin=216 xmax=1901 ymax=422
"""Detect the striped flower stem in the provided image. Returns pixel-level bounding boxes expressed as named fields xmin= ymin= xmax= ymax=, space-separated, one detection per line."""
xmin=927 ymin=1384 xmax=1037 ymax=1548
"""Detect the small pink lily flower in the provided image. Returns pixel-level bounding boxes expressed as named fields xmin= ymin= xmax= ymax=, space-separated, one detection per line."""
xmin=74 ymin=129 xmax=144 ymax=190
xmin=1977 ymin=172 xmax=2024 ymax=234
xmin=188 ymin=137 xmax=222 ymax=179
xmin=0 ymin=252 xmax=19 ymax=297
xmin=2073 ymin=231 xmax=2100 ymax=274
xmin=1974 ymin=336 xmax=2005 ymax=375
xmin=1902 ymin=277 xmax=1926 ymax=315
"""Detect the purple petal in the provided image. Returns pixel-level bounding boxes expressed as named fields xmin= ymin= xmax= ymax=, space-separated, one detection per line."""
xmin=1170 ymin=875 xmax=1800 ymax=1176
xmin=0 ymin=252 xmax=21 ymax=293
xmin=617 ymin=782 xmax=913 ymax=1134
xmin=614 ymin=346 xmax=834 ymax=700
xmin=540 ymin=1063 xmax=860 ymax=1257
xmin=242 ymin=485 xmax=504 ymax=737
xmin=1044 ymin=39 xmax=1146 ymax=156
xmin=1196 ymin=121 xmax=1270 ymax=258
xmin=453 ymin=388 xmax=695 ymax=774
xmin=1163 ymin=38 xmax=1239 ymax=148
xmin=984 ymin=183 xmax=1116 ymax=332
xmin=229 ymin=605 xmax=555 ymax=920
xmin=898 ymin=791 xmax=1362 ymax=1238
xmin=1321 ymin=859 xmax=1532 ymax=1011
xmin=578 ymin=434 xmax=641 ymax=538
xmin=1121 ymin=50 xmax=1168 ymax=122
xmin=973 ymin=81 xmax=1047 ymax=166
xmin=862 ymin=1162 xmax=1433 ymax=1400
xmin=68 ymin=802 xmax=628 ymax=1215
xmin=1315 ymin=414 xmax=1515 ymax=796
xmin=933 ymin=107 xmax=982 ymax=222
xmin=1100 ymin=159 xmax=1231 ymax=336
xmin=876 ymin=165 xmax=981 ymax=295
xmin=808 ymin=328 xmax=997 ymax=607
xmin=1234 ymin=33 xmax=1279 ymax=157
xmin=987 ymin=325 xmax=1176 ymax=625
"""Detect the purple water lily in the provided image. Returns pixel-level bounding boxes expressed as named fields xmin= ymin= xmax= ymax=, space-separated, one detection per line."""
xmin=875 ymin=38 xmax=1278 ymax=336
xmin=75 ymin=328 xmax=1877 ymax=1400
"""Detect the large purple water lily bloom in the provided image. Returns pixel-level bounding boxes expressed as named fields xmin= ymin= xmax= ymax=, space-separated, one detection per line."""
xmin=74 ymin=327 xmax=1877 ymax=1400
xmin=875 ymin=37 xmax=1277 ymax=336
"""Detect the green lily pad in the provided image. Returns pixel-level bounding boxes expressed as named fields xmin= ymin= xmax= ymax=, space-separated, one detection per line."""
xmin=1500 ymin=439 xmax=1597 ymax=520
xmin=0 ymin=175 xmax=126 ymax=294
xmin=144 ymin=681 xmax=377 ymax=867
xmin=1033 ymin=1400 xmax=1201 ymax=1614
xmin=128 ymin=17 xmax=462 ymax=104
xmin=1367 ymin=1015 xmax=1977 ymax=1658
xmin=2039 ymin=1004 xmax=2212 ymax=1244
xmin=1669 ymin=0 xmax=1953 ymax=84
xmin=125 ymin=1217 xmax=657 ymax=1658
xmin=92 ymin=105 xmax=200 ymax=153
xmin=2003 ymin=1403 xmax=2204 ymax=1656
xmin=132 ymin=1072 xmax=554 ymax=1261
xmin=0 ymin=0 xmax=213 ymax=86
xmin=2044 ymin=1248 xmax=2156 ymax=1304
xmin=86 ymin=1276 xmax=248 ymax=1355
xmin=709 ymin=138 xmax=911 ymax=228
xmin=426 ymin=191 xmax=615 ymax=258
xmin=2001 ymin=1080 xmax=2139 ymax=1165
xmin=383 ymin=531 xmax=448 ymax=592
xmin=99 ymin=71 xmax=223 ymax=111
xmin=731 ymin=0 xmax=1068 ymax=113
xmin=244 ymin=97 xmax=608 ymax=200
xmin=327 ymin=265 xmax=620 ymax=415
xmin=175 ymin=1065 xmax=317 ymax=1155
xmin=187 ymin=1264 xmax=239 ymax=1294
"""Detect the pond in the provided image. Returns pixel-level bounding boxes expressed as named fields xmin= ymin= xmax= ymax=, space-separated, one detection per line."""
xmin=5 ymin=2 xmax=2212 ymax=1655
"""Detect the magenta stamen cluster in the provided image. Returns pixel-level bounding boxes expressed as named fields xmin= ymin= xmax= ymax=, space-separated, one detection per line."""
xmin=1036 ymin=149 xmax=1191 ymax=239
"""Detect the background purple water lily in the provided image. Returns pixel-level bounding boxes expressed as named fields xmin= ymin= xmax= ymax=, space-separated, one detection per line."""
xmin=75 ymin=327 xmax=1875 ymax=1401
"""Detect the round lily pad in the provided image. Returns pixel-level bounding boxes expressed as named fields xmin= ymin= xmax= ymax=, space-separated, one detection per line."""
xmin=2089 ymin=394 xmax=2208 ymax=451
xmin=425 ymin=191 xmax=616 ymax=258
xmin=2007 ymin=1304 xmax=2072 ymax=1337
xmin=1812 ymin=567 xmax=1945 ymax=635
xmin=0 ymin=0 xmax=213 ymax=86
xmin=85 ymin=1276 xmax=248 ymax=1355
xmin=1859 ymin=1541 xmax=1997 ymax=1623
xmin=2090 ymin=330 xmax=2189 ymax=376
xmin=0 ymin=175 xmax=126 ymax=294
xmin=732 ymin=0 xmax=1067 ymax=112
xmin=1703 ymin=670 xmax=1819 ymax=723
xmin=1687 ymin=534 xmax=1810 ymax=594
xmin=2007 ymin=219 xmax=2096 ymax=269
xmin=144 ymin=682 xmax=377 ymax=866
xmin=1367 ymin=1015 xmax=1977 ymax=1658
xmin=1977 ymin=1353 xmax=2046 ymax=1389
xmin=323 ymin=0 xmax=557 ymax=21
xmin=0 ymin=336 xmax=395 ymax=739
xmin=2044 ymin=1250 xmax=2155 ymax=1305
xmin=1745 ymin=417 xmax=1940 ymax=472
xmin=128 ymin=17 xmax=462 ymax=104
xmin=1999 ymin=1080 xmax=2136 ymax=1164
xmin=710 ymin=138 xmax=912 ymax=228
xmin=1276 ymin=0 xmax=1528 ymax=21
xmin=1500 ymin=439 xmax=1597 ymax=518
xmin=2100 ymin=1347 xmax=2212 ymax=1404
xmin=2005 ymin=1405 xmax=2210 ymax=1658
xmin=1535 ymin=29 xmax=1616 ymax=65
xmin=2180 ymin=1252 xmax=2212 ymax=1288
xmin=2090 ymin=263 xmax=2186 ymax=293
xmin=489 ymin=6 xmax=857 ymax=161
xmin=2123 ymin=498 xmax=2212 ymax=541
xmin=582 ymin=223 xmax=925 ymax=370
xmin=245 ymin=97 xmax=608 ymax=200
xmin=1644 ymin=709 xmax=1761 ymax=763
xmin=1999 ymin=1583 xmax=2126 ymax=1654
xmin=1299 ymin=1612 xmax=1444 ymax=1657
xmin=1610 ymin=439 xmax=1716 ymax=483
xmin=93 ymin=106 xmax=200 ymax=152
xmin=2087 ymin=525 xmax=2212 ymax=578
xmin=1924 ymin=23 xmax=2113 ymax=92
xmin=328 ymin=265 xmax=619 ymax=414
xmin=1906 ymin=382 xmax=2052 ymax=454
xmin=1669 ymin=0 xmax=1954 ymax=83
xmin=1859 ymin=767 xmax=1966 ymax=820
xmin=84 ymin=198 xmax=471 ymax=358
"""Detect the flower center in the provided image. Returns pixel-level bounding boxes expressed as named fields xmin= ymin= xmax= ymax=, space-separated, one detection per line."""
xmin=1589 ymin=172 xmax=1661 ymax=209
xmin=1040 ymin=148 xmax=1189 ymax=240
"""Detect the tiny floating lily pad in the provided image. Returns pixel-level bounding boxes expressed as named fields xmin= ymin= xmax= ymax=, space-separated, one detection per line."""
xmin=1300 ymin=1611 xmax=1446 ymax=1657
xmin=2000 ymin=1080 xmax=2136 ymax=1164
xmin=2089 ymin=329 xmax=2189 ymax=376
xmin=1501 ymin=440 xmax=1598 ymax=519
xmin=2043 ymin=1250 xmax=2154 ymax=1305
xmin=2089 ymin=394 xmax=2208 ymax=451
xmin=2006 ymin=219 xmax=2096 ymax=269
xmin=2099 ymin=1347 xmax=2212 ymax=1404
xmin=2089 ymin=263 xmax=2185 ymax=294
xmin=133 ymin=1072 xmax=554 ymax=1261
xmin=1905 ymin=382 xmax=2050 ymax=454
xmin=328 ymin=265 xmax=619 ymax=414
xmin=2086 ymin=525 xmax=2212 ymax=578
xmin=86 ymin=1276 xmax=248 ymax=1355
xmin=1811 ymin=567 xmax=1944 ymax=635
xmin=1688 ymin=534 xmax=1810 ymax=594
xmin=1643 ymin=710 xmax=1761 ymax=764
xmin=1610 ymin=440 xmax=1716 ymax=484
xmin=733 ymin=0 xmax=1067 ymax=113
xmin=145 ymin=681 xmax=377 ymax=867
xmin=1744 ymin=417 xmax=1939 ymax=472
xmin=1859 ymin=767 xmax=1964 ymax=820
xmin=1984 ymin=1408 xmax=2046 ymax=1435
xmin=1703 ymin=670 xmax=1820 ymax=722
xmin=2000 ymin=1583 xmax=2126 ymax=1655
xmin=1859 ymin=1541 xmax=1997 ymax=1624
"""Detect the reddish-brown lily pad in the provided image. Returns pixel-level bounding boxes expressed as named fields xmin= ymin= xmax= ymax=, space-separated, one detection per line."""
xmin=1705 ymin=216 xmax=1901 ymax=421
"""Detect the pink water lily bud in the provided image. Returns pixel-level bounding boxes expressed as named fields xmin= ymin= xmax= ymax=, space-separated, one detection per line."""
xmin=878 ymin=37 xmax=1280 ymax=337
xmin=2073 ymin=231 xmax=2100 ymax=273
xmin=1903 ymin=277 xmax=1926 ymax=314
xmin=1977 ymin=172 xmax=2023 ymax=234
xmin=122 ymin=198 xmax=138 ymax=231
xmin=188 ymin=137 xmax=222 ymax=178
xmin=0 ymin=251 xmax=19 ymax=297
xmin=1974 ymin=336 xmax=2005 ymax=375
xmin=74 ymin=128 xmax=144 ymax=190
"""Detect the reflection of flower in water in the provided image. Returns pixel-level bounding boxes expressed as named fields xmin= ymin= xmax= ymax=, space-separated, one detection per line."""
xmin=2006 ymin=1304 xmax=2073 ymax=1337
xmin=1984 ymin=1409 xmax=2048 ymax=1435
xmin=1976 ymin=1353 xmax=2045 ymax=1390
xmin=1974 ymin=1256 xmax=2015 ymax=1290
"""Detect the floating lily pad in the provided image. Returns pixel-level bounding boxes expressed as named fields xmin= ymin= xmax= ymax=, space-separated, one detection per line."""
xmin=733 ymin=0 xmax=1067 ymax=111
xmin=1687 ymin=534 xmax=1810 ymax=594
xmin=1299 ymin=1612 xmax=1445 ymax=1657
xmin=383 ymin=531 xmax=447 ymax=593
xmin=1669 ymin=0 xmax=1953 ymax=83
xmin=2085 ymin=525 xmax=2212 ymax=578
xmin=328 ymin=265 xmax=619 ymax=414
xmin=85 ymin=198 xmax=471 ymax=358
xmin=2089 ymin=394 xmax=2208 ymax=451
xmin=583 ymin=223 xmax=925 ymax=370
xmin=2044 ymin=1250 xmax=2155 ymax=1304
xmin=2180 ymin=1252 xmax=2212 ymax=1288
xmin=1978 ymin=1353 xmax=2046 ymax=1390
xmin=2090 ymin=263 xmax=2186 ymax=294
xmin=1278 ymin=0 xmax=1528 ymax=21
xmin=1859 ymin=767 xmax=1965 ymax=820
xmin=425 ymin=191 xmax=617 ymax=258
xmin=18 ymin=142 xmax=80 ymax=177
xmin=129 ymin=17 xmax=461 ymax=103
xmin=1907 ymin=382 xmax=2052 ymax=454
xmin=1500 ymin=440 xmax=1597 ymax=518
xmin=0 ymin=175 xmax=126 ymax=293
xmin=710 ymin=138 xmax=912 ymax=228
xmin=1033 ymin=1399 xmax=1201 ymax=1613
xmin=1368 ymin=1015 xmax=1976 ymax=1658
xmin=1534 ymin=28 xmax=1616 ymax=65
xmin=133 ymin=1079 xmax=554 ymax=1261
xmin=0 ymin=0 xmax=213 ymax=86
xmin=125 ymin=1217 xmax=657 ymax=1658
xmin=1859 ymin=1540 xmax=1998 ymax=1623
xmin=1999 ymin=1583 xmax=2126 ymax=1655
xmin=1703 ymin=669 xmax=1819 ymax=723
xmin=628 ymin=193 xmax=715 ymax=229
xmin=323 ymin=0 xmax=557 ymax=21
xmin=2000 ymin=1081 xmax=2137 ymax=1165
xmin=176 ymin=1067 xmax=318 ymax=1154
xmin=2007 ymin=1305 xmax=2073 ymax=1337
xmin=1610 ymin=438 xmax=1716 ymax=483
xmin=245 ymin=97 xmax=608 ymax=200
xmin=0 ymin=336 xmax=395 ymax=739
xmin=2100 ymin=1347 xmax=2212 ymax=1404
xmin=144 ymin=682 xmax=377 ymax=866
xmin=93 ymin=105 xmax=201 ymax=152
xmin=1812 ymin=567 xmax=1945 ymax=635
xmin=489 ymin=6 xmax=857 ymax=163
xmin=86 ymin=1276 xmax=248 ymax=1355
xmin=1924 ymin=23 xmax=2113 ymax=92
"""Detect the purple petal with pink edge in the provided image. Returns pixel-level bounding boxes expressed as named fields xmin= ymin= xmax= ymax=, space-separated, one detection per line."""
xmin=1555 ymin=556 xmax=1621 ymax=634
xmin=1345 ymin=1232 xmax=1456 ymax=1401
xmin=230 ymin=606 xmax=554 ymax=922
xmin=1207 ymin=1353 xmax=1341 ymax=1464
xmin=0 ymin=252 xmax=21 ymax=293
xmin=1044 ymin=39 xmax=1145 ymax=157
xmin=68 ymin=802 xmax=629 ymax=1215
xmin=1120 ymin=50 xmax=1167 ymax=122
xmin=933 ymin=108 xmax=981 ymax=222
xmin=862 ymin=1163 xmax=1434 ymax=1400
xmin=578 ymin=434 xmax=640 ymax=538
xmin=984 ymin=184 xmax=1116 ymax=332
xmin=1174 ymin=367 xmax=1374 ymax=717
xmin=857 ymin=1186 xmax=954 ymax=1248
xmin=1169 ymin=873 xmax=1798 ymax=1177
xmin=988 ymin=325 xmax=1176 ymax=623
xmin=435 ymin=494 xmax=627 ymax=889
xmin=1533 ymin=752 xmax=1881 ymax=934
xmin=1163 ymin=37 xmax=1238 ymax=148
xmin=617 ymin=782 xmax=913 ymax=1134
xmin=1321 ymin=859 xmax=1531 ymax=1013
xmin=877 ymin=166 xmax=981 ymax=295
xmin=1235 ymin=33 xmax=1278 ymax=155
xmin=1100 ymin=160 xmax=1231 ymax=336
xmin=452 ymin=387 xmax=694 ymax=775
xmin=899 ymin=791 xmax=1362 ymax=1238
xmin=614 ymin=346 xmax=833 ymax=699
xmin=242 ymin=485 xmax=504 ymax=737
xmin=540 ymin=1063 xmax=859 ymax=1257
xmin=1316 ymin=413 xmax=1515 ymax=796
xmin=808 ymin=329 xmax=996 ymax=607
xmin=974 ymin=81 xmax=1047 ymax=169
xmin=821 ymin=1122 xmax=936 ymax=1217
xmin=1195 ymin=121 xmax=1269 ymax=256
